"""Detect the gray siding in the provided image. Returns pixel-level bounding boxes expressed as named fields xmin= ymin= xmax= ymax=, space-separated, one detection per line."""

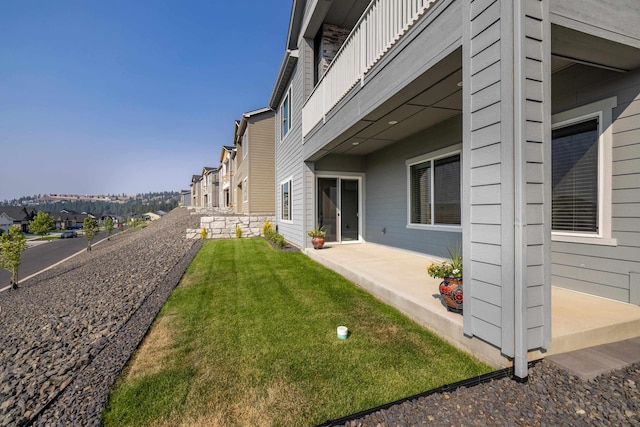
xmin=302 ymin=0 xmax=462 ymax=160
xmin=551 ymin=66 xmax=640 ymax=303
xmin=275 ymin=60 xmax=306 ymax=248
xmin=463 ymin=0 xmax=552 ymax=359
xmin=550 ymin=0 xmax=640 ymax=48
xmin=365 ymin=116 xmax=463 ymax=257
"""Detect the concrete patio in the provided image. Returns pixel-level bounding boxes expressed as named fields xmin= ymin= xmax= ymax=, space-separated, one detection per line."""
xmin=305 ymin=243 xmax=640 ymax=368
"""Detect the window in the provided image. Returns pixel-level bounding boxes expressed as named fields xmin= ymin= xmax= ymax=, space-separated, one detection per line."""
xmin=280 ymin=90 xmax=290 ymax=139
xmin=407 ymin=149 xmax=461 ymax=228
xmin=243 ymin=131 xmax=248 ymax=159
xmin=243 ymin=178 xmax=248 ymax=202
xmin=281 ymin=179 xmax=292 ymax=221
xmin=552 ymin=119 xmax=598 ymax=233
xmin=551 ymin=96 xmax=616 ymax=245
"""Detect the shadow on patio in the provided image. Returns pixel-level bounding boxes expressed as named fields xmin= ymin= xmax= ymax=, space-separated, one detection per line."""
xmin=305 ymin=243 xmax=640 ymax=368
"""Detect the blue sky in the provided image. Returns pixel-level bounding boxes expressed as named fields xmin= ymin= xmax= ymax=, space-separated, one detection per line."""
xmin=0 ymin=0 xmax=292 ymax=201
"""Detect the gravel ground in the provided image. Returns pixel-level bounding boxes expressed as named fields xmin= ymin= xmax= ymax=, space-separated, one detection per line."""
xmin=1 ymin=208 xmax=639 ymax=426
xmin=329 ymin=360 xmax=640 ymax=426
xmin=0 ymin=208 xmax=201 ymax=426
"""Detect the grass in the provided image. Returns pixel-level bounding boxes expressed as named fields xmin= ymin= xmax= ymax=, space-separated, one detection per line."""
xmin=103 ymin=238 xmax=492 ymax=426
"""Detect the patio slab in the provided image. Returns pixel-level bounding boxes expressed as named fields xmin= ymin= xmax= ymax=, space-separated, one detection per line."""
xmin=305 ymin=242 xmax=640 ymax=372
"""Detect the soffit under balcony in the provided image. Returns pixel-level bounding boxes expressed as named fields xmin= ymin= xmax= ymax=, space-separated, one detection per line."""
xmin=324 ymin=51 xmax=464 ymax=157
xmin=551 ymin=24 xmax=640 ymax=72
xmin=303 ymin=0 xmax=371 ymax=41
xmin=324 ymin=0 xmax=371 ymax=30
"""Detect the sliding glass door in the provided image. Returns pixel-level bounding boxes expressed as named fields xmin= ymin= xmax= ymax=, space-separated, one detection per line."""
xmin=317 ymin=177 xmax=360 ymax=243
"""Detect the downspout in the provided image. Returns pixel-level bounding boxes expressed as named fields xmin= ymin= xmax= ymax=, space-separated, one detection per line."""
xmin=512 ymin=0 xmax=528 ymax=382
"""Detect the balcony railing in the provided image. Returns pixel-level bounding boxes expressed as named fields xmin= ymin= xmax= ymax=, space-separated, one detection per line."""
xmin=302 ymin=0 xmax=438 ymax=137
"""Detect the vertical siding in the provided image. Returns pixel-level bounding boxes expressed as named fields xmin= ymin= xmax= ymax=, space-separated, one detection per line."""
xmin=247 ymin=114 xmax=276 ymax=214
xmin=551 ymin=66 xmax=640 ymax=303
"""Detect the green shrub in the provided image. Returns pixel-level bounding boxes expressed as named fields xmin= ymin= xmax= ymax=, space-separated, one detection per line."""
xmin=263 ymin=227 xmax=286 ymax=249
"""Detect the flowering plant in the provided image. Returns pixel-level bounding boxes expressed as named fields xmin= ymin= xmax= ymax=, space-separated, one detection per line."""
xmin=426 ymin=245 xmax=462 ymax=279
xmin=307 ymin=226 xmax=326 ymax=238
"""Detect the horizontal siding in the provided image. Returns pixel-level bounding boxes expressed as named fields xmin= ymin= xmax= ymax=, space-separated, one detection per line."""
xmin=551 ymin=64 xmax=640 ymax=304
xmin=275 ymin=62 xmax=306 ymax=248
xmin=247 ymin=115 xmax=276 ymax=214
xmin=364 ymin=115 xmax=462 ymax=258
xmin=465 ymin=0 xmax=505 ymax=350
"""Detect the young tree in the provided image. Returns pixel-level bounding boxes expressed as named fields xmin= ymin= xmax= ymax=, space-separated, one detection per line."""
xmin=0 ymin=225 xmax=27 ymax=289
xmin=104 ymin=216 xmax=114 ymax=240
xmin=83 ymin=216 xmax=98 ymax=252
xmin=29 ymin=211 xmax=55 ymax=238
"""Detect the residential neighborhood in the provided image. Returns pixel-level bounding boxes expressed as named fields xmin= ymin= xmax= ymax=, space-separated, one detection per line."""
xmin=2 ymin=0 xmax=640 ymax=424
xmin=188 ymin=0 xmax=640 ymax=380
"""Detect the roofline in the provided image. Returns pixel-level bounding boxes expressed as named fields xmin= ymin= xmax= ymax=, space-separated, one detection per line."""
xmin=286 ymin=0 xmax=305 ymax=50
xmin=235 ymin=107 xmax=275 ymax=144
xmin=269 ymin=49 xmax=299 ymax=109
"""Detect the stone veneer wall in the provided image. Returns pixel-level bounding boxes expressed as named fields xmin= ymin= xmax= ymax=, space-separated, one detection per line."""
xmin=186 ymin=210 xmax=274 ymax=240
xmin=317 ymin=23 xmax=351 ymax=82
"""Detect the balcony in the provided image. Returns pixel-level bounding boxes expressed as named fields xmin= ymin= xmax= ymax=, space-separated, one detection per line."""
xmin=302 ymin=0 xmax=439 ymax=137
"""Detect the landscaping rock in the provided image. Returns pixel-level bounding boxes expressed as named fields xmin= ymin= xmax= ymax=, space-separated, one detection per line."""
xmin=0 ymin=208 xmax=202 ymax=426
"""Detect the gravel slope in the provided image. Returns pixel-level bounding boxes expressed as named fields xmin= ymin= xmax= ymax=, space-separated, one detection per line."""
xmin=0 ymin=208 xmax=201 ymax=426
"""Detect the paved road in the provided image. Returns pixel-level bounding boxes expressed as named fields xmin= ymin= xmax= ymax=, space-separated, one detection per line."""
xmin=0 ymin=230 xmax=117 ymax=288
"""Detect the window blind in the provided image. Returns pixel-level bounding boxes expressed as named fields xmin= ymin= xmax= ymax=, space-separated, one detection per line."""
xmin=434 ymin=154 xmax=461 ymax=225
xmin=410 ymin=162 xmax=431 ymax=224
xmin=552 ymin=119 xmax=599 ymax=233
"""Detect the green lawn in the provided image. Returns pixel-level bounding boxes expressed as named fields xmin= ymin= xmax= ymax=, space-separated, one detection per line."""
xmin=103 ymin=238 xmax=492 ymax=426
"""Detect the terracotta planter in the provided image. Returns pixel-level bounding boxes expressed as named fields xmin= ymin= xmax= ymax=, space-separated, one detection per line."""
xmin=439 ymin=277 xmax=463 ymax=313
xmin=311 ymin=236 xmax=325 ymax=249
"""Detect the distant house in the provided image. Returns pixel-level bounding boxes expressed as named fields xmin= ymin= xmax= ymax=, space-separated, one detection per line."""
xmin=190 ymin=174 xmax=202 ymax=207
xmin=143 ymin=212 xmax=161 ymax=221
xmin=0 ymin=206 xmax=36 ymax=232
xmin=233 ymin=107 xmax=276 ymax=215
xmin=180 ymin=190 xmax=191 ymax=206
xmin=0 ymin=212 xmax=13 ymax=233
xmin=51 ymin=210 xmax=89 ymax=230
xmin=201 ymin=166 xmax=219 ymax=208
xmin=219 ymin=146 xmax=237 ymax=208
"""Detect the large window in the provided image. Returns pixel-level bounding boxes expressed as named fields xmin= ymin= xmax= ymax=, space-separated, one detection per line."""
xmin=408 ymin=151 xmax=461 ymax=227
xmin=281 ymin=178 xmax=292 ymax=221
xmin=552 ymin=119 xmax=598 ymax=233
xmin=280 ymin=90 xmax=290 ymax=139
xmin=551 ymin=96 xmax=616 ymax=245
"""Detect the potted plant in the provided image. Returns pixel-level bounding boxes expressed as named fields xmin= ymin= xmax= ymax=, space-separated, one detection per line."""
xmin=307 ymin=226 xmax=326 ymax=249
xmin=427 ymin=245 xmax=463 ymax=313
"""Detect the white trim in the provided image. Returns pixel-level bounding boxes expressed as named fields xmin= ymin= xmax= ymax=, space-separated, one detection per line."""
xmin=280 ymin=87 xmax=292 ymax=142
xmin=242 ymin=177 xmax=248 ymax=202
xmin=405 ymin=144 xmax=462 ymax=229
xmin=314 ymin=172 xmax=365 ymax=244
xmin=280 ymin=176 xmax=293 ymax=223
xmin=242 ymin=130 xmax=248 ymax=159
xmin=551 ymin=96 xmax=617 ymax=246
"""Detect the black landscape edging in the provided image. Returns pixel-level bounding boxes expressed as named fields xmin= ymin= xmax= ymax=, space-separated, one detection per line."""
xmin=316 ymin=360 xmax=542 ymax=427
